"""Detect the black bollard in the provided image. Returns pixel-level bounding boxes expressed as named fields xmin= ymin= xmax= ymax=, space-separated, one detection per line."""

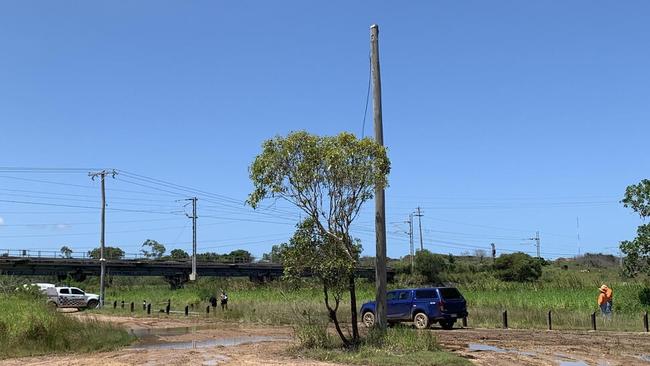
xmin=547 ymin=310 xmax=552 ymax=330
xmin=462 ymin=316 xmax=467 ymax=328
xmin=185 ymin=305 xmax=189 ymax=316
xmin=206 ymin=305 xmax=210 ymax=315
xmin=113 ymin=301 xmax=117 ymax=309
xmin=121 ymin=300 xmax=125 ymax=309
xmin=502 ymin=310 xmax=508 ymax=329
xmin=130 ymin=302 xmax=134 ymax=312
xmin=591 ymin=312 xmax=597 ymax=331
xmin=147 ymin=303 xmax=151 ymax=315
xmin=166 ymin=304 xmax=170 ymax=315
xmin=644 ymin=312 xmax=649 ymax=332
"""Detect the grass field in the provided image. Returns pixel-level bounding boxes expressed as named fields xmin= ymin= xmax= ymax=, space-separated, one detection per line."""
xmin=86 ymin=266 xmax=650 ymax=332
xmin=0 ymin=294 xmax=133 ymax=359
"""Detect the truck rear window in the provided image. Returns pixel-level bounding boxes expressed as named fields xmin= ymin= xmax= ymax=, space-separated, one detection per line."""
xmin=439 ymin=288 xmax=462 ymax=299
xmin=414 ymin=290 xmax=437 ymax=299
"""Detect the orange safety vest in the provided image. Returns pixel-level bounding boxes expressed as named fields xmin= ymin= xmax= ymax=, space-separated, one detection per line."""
xmin=597 ymin=292 xmax=607 ymax=305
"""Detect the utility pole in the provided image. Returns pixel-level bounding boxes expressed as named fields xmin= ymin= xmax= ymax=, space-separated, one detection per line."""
xmin=185 ymin=197 xmax=198 ymax=281
xmin=491 ymin=243 xmax=496 ymax=263
xmin=89 ymin=169 xmax=117 ymax=308
xmin=527 ymin=231 xmax=541 ymax=258
xmin=414 ymin=207 xmax=424 ymax=251
xmin=405 ymin=214 xmax=414 ymax=273
xmin=371 ymin=23 xmax=387 ymax=330
xmin=576 ymin=217 xmax=581 ymax=257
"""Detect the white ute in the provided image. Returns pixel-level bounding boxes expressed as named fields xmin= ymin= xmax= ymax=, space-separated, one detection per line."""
xmin=45 ymin=287 xmax=100 ymax=309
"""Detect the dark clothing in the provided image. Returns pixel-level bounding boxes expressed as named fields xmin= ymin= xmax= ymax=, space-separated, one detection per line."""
xmin=209 ymin=296 xmax=217 ymax=307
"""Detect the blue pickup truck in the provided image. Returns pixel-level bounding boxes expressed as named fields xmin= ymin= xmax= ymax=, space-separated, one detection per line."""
xmin=360 ymin=287 xmax=468 ymax=330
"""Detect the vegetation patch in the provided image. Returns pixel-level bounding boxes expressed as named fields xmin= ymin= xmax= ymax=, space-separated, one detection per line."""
xmin=0 ymin=293 xmax=133 ymax=359
xmin=293 ymin=326 xmax=470 ymax=366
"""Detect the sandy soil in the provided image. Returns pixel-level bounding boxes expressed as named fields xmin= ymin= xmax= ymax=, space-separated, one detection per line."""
xmin=3 ymin=314 xmax=650 ymax=366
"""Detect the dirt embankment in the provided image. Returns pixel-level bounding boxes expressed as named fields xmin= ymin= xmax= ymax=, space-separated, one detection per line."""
xmin=3 ymin=314 xmax=650 ymax=365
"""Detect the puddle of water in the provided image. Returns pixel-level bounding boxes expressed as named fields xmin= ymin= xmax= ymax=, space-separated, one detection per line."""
xmin=468 ymin=343 xmax=507 ymax=353
xmin=130 ymin=335 xmax=290 ymax=350
xmin=638 ymin=355 xmax=650 ymax=362
xmin=129 ymin=325 xmax=218 ymax=338
xmin=468 ymin=343 xmax=536 ymax=357
xmin=558 ymin=361 xmax=588 ymax=366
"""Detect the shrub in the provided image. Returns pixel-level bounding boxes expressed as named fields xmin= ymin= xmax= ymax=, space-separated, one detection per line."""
xmin=364 ymin=326 xmax=439 ymax=352
xmin=639 ymin=287 xmax=650 ymax=306
xmin=295 ymin=324 xmax=333 ymax=349
xmin=414 ymin=250 xmax=450 ymax=285
xmin=494 ymin=252 xmax=542 ymax=282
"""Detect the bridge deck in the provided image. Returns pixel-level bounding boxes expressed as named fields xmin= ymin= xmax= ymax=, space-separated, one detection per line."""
xmin=0 ymin=257 xmax=392 ymax=281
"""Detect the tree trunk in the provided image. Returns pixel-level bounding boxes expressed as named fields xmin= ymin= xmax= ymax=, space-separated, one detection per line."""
xmin=349 ymin=274 xmax=359 ymax=342
xmin=323 ymin=284 xmax=350 ymax=347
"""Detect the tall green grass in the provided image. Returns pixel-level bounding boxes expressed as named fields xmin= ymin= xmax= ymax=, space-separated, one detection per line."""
xmin=76 ymin=266 xmax=650 ymax=331
xmin=0 ymin=294 xmax=133 ymax=359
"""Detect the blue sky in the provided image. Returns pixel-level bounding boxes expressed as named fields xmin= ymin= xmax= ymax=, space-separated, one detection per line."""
xmin=0 ymin=1 xmax=648 ymax=260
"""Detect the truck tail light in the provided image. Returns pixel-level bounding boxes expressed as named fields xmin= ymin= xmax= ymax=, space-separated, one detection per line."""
xmin=438 ymin=299 xmax=446 ymax=312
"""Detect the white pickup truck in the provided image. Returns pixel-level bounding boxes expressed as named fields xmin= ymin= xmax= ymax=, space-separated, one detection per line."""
xmin=45 ymin=286 xmax=100 ymax=309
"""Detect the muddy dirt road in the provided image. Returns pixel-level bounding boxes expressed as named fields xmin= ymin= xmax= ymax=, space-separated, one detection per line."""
xmin=2 ymin=314 xmax=649 ymax=365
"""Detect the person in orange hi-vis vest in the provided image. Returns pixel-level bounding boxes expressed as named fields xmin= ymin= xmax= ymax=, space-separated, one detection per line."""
xmin=598 ymin=285 xmax=611 ymax=317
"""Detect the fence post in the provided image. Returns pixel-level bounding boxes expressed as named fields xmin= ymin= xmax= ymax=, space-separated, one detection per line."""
xmin=147 ymin=303 xmax=151 ymax=315
xmin=462 ymin=316 xmax=467 ymax=328
xmin=121 ymin=300 xmax=124 ymax=309
xmin=644 ymin=312 xmax=649 ymax=333
xmin=502 ymin=310 xmax=508 ymax=329
xmin=206 ymin=306 xmax=210 ymax=315
xmin=143 ymin=301 xmax=147 ymax=311
xmin=185 ymin=305 xmax=189 ymax=317
xmin=113 ymin=301 xmax=117 ymax=309
xmin=166 ymin=304 xmax=170 ymax=315
xmin=130 ymin=302 xmax=134 ymax=312
xmin=547 ymin=310 xmax=552 ymax=330
xmin=591 ymin=312 xmax=597 ymax=331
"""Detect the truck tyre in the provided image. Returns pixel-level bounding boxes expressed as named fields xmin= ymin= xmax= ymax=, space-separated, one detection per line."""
xmin=413 ymin=312 xmax=429 ymax=329
xmin=440 ymin=320 xmax=454 ymax=330
xmin=362 ymin=311 xmax=376 ymax=328
xmin=47 ymin=301 xmax=57 ymax=310
xmin=87 ymin=299 xmax=99 ymax=309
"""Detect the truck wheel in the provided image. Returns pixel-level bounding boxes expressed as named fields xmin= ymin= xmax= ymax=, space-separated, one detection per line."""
xmin=362 ymin=311 xmax=376 ymax=328
xmin=440 ymin=320 xmax=454 ymax=330
xmin=413 ymin=312 xmax=429 ymax=329
xmin=87 ymin=299 xmax=99 ymax=309
xmin=46 ymin=302 xmax=58 ymax=310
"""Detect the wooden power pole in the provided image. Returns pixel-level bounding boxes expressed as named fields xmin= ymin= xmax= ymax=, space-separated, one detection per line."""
xmin=371 ymin=23 xmax=387 ymax=330
xmin=185 ymin=197 xmax=198 ymax=281
xmin=89 ymin=169 xmax=117 ymax=308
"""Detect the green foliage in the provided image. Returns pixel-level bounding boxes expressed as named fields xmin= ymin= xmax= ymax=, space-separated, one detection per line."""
xmin=262 ymin=244 xmax=286 ymax=263
xmin=494 ymin=252 xmax=542 ymax=282
xmin=295 ymin=324 xmax=334 ymax=349
xmin=621 ymin=224 xmax=650 ymax=277
xmin=87 ymin=246 xmax=125 ymax=260
xmin=248 ymin=131 xmax=390 ymax=346
xmin=59 ymin=246 xmax=72 ymax=259
xmin=414 ymin=250 xmax=450 ymax=285
xmin=621 ymin=179 xmax=650 ymax=276
xmin=169 ymin=249 xmax=189 ymax=260
xmin=0 ymin=294 xmax=132 ymax=358
xmin=140 ymin=239 xmax=166 ymax=259
xmin=196 ymin=249 xmax=253 ymax=263
xmin=282 ymin=219 xmax=357 ymax=292
xmin=297 ymin=327 xmax=468 ymax=366
xmin=622 ymin=179 xmax=650 ymax=218
xmin=364 ymin=326 xmax=439 ymax=353
xmin=639 ymin=287 xmax=650 ymax=306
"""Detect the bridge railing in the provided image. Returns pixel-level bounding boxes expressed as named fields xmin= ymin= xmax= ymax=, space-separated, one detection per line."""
xmin=0 ymin=249 xmax=257 ymax=264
